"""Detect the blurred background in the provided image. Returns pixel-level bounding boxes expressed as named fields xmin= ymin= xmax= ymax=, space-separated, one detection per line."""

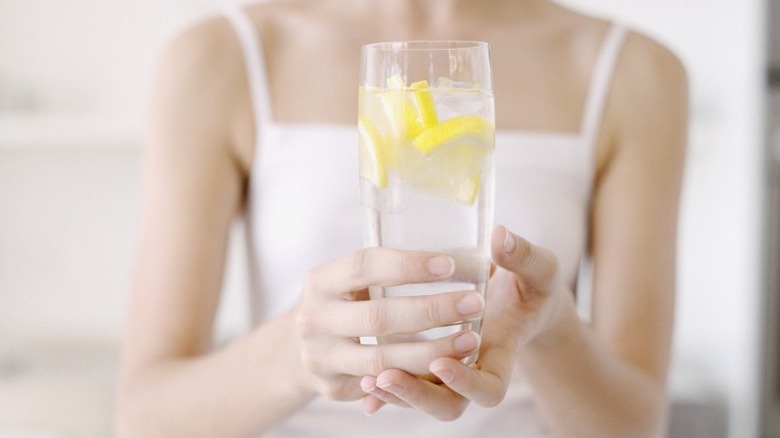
xmin=0 ymin=0 xmax=773 ymax=436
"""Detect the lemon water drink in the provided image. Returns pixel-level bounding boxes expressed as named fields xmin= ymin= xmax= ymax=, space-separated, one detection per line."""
xmin=359 ymin=42 xmax=494 ymax=363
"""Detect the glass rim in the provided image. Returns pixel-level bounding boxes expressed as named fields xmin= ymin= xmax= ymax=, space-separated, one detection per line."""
xmin=361 ymin=40 xmax=490 ymax=52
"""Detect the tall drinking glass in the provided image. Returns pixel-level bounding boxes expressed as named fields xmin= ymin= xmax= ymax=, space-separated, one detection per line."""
xmin=358 ymin=41 xmax=495 ymax=365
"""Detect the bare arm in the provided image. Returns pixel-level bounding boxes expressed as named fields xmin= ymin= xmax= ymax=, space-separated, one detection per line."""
xmin=508 ymin=32 xmax=688 ymax=437
xmin=115 ymin=19 xmax=315 ymax=437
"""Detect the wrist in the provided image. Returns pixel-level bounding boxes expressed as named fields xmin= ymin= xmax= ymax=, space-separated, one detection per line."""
xmin=523 ymin=288 xmax=581 ymax=354
xmin=246 ymin=309 xmax=319 ymax=405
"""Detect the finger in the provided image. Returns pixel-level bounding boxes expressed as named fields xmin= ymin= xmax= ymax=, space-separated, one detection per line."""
xmin=305 ymin=248 xmax=455 ymax=297
xmin=360 ymin=376 xmax=408 ymax=412
xmin=318 ymin=291 xmax=485 ymax=337
xmin=428 ymin=350 xmax=510 ymax=408
xmin=490 ymin=225 xmax=558 ymax=299
xmin=374 ymin=369 xmax=469 ymax=421
xmin=313 ymin=375 xmax=373 ymax=402
xmin=428 ymin=315 xmax=518 ymax=407
xmin=362 ymin=395 xmax=387 ymax=416
xmin=321 ymin=330 xmax=481 ymax=377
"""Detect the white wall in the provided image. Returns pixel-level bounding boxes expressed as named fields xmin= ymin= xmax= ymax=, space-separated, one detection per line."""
xmin=0 ymin=1 xmax=766 ymax=436
xmin=0 ymin=0 xmax=237 ymax=341
xmin=0 ymin=0 xmax=227 ymax=115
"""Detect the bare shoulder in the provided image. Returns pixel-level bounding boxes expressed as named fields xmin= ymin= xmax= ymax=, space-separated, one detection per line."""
xmin=618 ymin=30 xmax=688 ymax=93
xmin=552 ymin=4 xmax=687 ymax=85
xmin=149 ymin=13 xmax=255 ymax=173
xmin=159 ymin=16 xmax=242 ymax=103
xmin=596 ymin=26 xmax=689 ymax=187
xmin=609 ymin=29 xmax=689 ymax=141
xmin=546 ymin=6 xmax=689 ymax=172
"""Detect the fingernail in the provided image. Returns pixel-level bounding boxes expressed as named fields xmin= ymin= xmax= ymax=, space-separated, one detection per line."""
xmin=360 ymin=376 xmax=376 ymax=392
xmin=428 ymin=256 xmax=455 ymax=277
xmin=377 ymin=382 xmax=404 ymax=396
xmin=456 ymin=293 xmax=484 ymax=316
xmin=431 ymin=366 xmax=455 ymax=384
xmin=455 ymin=331 xmax=480 ymax=353
xmin=503 ymin=228 xmax=516 ymax=254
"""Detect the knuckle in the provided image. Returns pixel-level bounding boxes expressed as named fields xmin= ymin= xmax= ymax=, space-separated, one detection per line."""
xmin=299 ymin=350 xmax=322 ymax=375
xmin=319 ymin=381 xmax=345 ymax=400
xmin=363 ymin=348 xmax=388 ymax=376
xmin=294 ymin=310 xmax=317 ymax=339
xmin=534 ymin=247 xmax=559 ymax=287
xmin=362 ymin=301 xmax=388 ymax=335
xmin=301 ymin=270 xmax=318 ymax=295
xmin=514 ymin=241 xmax=560 ymax=290
xmin=321 ymin=383 xmax=340 ymax=400
xmin=352 ymin=248 xmax=370 ymax=278
xmin=393 ymin=251 xmax=409 ymax=273
xmin=425 ymin=296 xmax=443 ymax=327
xmin=515 ymin=238 xmax=537 ymax=267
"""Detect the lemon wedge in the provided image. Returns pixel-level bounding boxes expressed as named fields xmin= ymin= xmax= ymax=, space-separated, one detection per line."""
xmin=455 ymin=173 xmax=482 ymax=205
xmin=380 ymin=93 xmax=423 ymax=142
xmin=377 ymin=76 xmax=423 ymax=142
xmin=410 ymin=80 xmax=439 ymax=129
xmin=412 ymin=115 xmax=493 ymax=154
xmin=361 ymin=77 xmax=493 ymax=205
xmin=400 ymin=115 xmax=493 ymax=204
xmin=358 ymin=116 xmax=389 ymax=188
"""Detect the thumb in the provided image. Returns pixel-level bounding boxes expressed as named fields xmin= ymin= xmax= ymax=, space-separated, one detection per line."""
xmin=490 ymin=225 xmax=559 ymax=299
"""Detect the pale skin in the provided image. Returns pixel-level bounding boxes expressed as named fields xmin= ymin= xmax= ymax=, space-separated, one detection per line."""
xmin=116 ymin=0 xmax=688 ymax=437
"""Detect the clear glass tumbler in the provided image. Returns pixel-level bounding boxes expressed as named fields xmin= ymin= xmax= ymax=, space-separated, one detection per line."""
xmin=358 ymin=41 xmax=495 ymax=365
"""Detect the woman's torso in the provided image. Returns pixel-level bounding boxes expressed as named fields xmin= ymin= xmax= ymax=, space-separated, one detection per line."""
xmin=224 ymin=1 xmax=625 ymax=435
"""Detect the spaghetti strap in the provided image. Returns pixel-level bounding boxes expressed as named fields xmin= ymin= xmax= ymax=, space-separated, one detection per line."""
xmin=580 ymin=24 xmax=627 ymax=143
xmin=574 ymin=24 xmax=626 ymax=322
xmin=224 ymin=5 xmax=274 ymax=146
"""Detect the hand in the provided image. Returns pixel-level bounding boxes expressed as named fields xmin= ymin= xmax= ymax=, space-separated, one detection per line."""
xmin=294 ymin=247 xmax=486 ymax=402
xmin=360 ymin=225 xmax=570 ymax=419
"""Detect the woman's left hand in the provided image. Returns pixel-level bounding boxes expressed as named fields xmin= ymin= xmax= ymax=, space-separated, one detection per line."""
xmin=360 ymin=225 xmax=572 ymax=419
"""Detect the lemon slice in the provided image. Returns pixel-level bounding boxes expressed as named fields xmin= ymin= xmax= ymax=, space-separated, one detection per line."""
xmin=378 ymin=76 xmax=423 ymax=141
xmin=401 ymin=115 xmax=493 ymax=204
xmin=358 ymin=116 xmax=389 ymax=188
xmin=455 ymin=173 xmax=482 ymax=205
xmin=380 ymin=93 xmax=423 ymax=142
xmin=412 ymin=115 xmax=493 ymax=154
xmin=410 ymin=80 xmax=439 ymax=129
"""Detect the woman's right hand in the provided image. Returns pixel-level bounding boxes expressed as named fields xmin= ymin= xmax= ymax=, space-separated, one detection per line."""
xmin=293 ymin=247 xmax=486 ymax=402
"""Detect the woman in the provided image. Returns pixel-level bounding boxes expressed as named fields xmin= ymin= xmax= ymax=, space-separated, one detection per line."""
xmin=116 ymin=0 xmax=687 ymax=436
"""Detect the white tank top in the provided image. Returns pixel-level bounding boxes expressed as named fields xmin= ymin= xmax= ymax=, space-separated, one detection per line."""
xmin=225 ymin=6 xmax=626 ymax=437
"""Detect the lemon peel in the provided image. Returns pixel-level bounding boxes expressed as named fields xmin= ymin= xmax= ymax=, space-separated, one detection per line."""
xmin=412 ymin=115 xmax=493 ymax=154
xmin=358 ymin=116 xmax=389 ymax=188
xmin=456 ymin=173 xmax=482 ymax=205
